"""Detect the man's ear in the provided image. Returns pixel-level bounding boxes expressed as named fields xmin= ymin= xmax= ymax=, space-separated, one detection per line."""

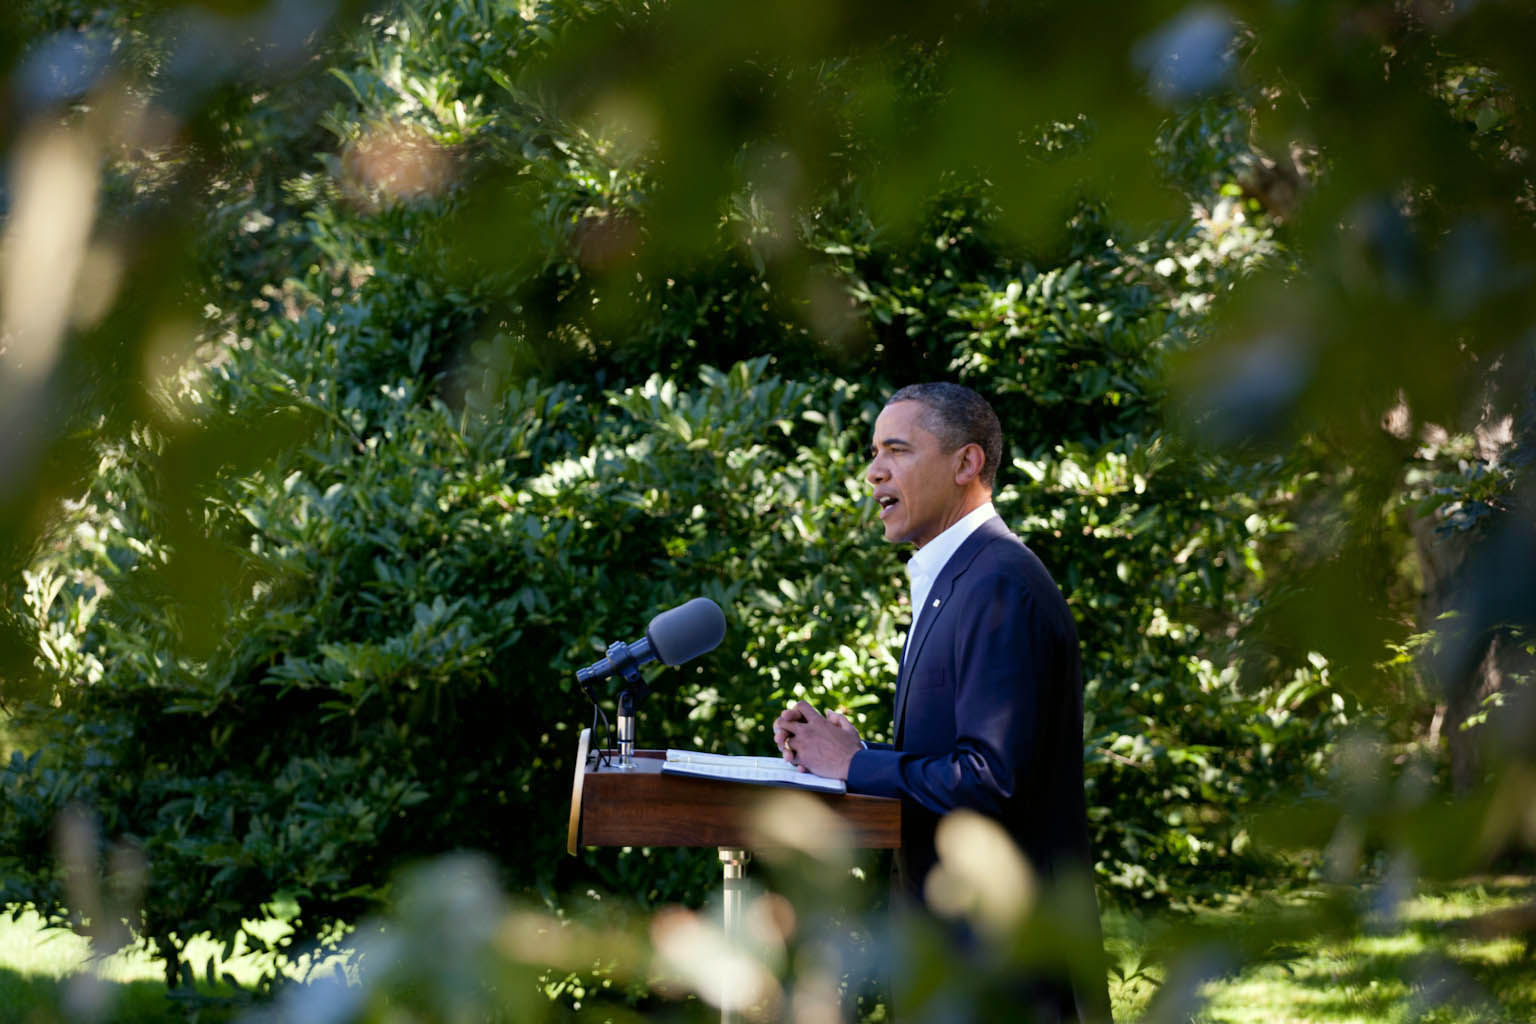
xmin=953 ymin=443 xmax=985 ymax=486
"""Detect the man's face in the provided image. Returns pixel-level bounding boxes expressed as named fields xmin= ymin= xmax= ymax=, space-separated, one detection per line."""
xmin=866 ymin=401 xmax=965 ymax=549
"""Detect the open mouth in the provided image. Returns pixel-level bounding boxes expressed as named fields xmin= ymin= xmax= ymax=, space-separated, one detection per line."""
xmin=877 ymin=495 xmax=898 ymax=519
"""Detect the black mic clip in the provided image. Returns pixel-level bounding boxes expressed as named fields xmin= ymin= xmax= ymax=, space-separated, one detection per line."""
xmin=603 ymin=638 xmax=652 ymax=702
xmin=576 ymin=637 xmax=653 ymax=704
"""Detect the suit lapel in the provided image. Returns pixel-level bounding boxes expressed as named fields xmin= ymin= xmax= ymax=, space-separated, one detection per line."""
xmin=892 ymin=516 xmax=1010 ymax=744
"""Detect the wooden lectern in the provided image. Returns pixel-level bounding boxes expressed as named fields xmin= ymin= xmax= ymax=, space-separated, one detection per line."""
xmin=568 ymin=728 xmax=901 ymax=852
xmin=567 ymin=728 xmax=900 ymax=1023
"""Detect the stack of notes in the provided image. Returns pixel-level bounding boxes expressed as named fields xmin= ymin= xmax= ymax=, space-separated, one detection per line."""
xmin=660 ymin=749 xmax=847 ymax=794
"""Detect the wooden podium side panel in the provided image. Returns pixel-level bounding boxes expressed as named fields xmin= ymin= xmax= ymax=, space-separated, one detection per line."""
xmin=575 ymin=750 xmax=900 ymax=850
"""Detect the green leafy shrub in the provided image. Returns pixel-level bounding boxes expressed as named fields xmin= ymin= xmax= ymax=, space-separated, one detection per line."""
xmin=1 ymin=0 xmax=1345 ymax=995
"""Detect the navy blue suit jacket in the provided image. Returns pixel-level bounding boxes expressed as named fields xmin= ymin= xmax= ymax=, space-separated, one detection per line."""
xmin=847 ymin=515 xmax=1092 ymax=888
xmin=846 ymin=516 xmax=1104 ymax=1017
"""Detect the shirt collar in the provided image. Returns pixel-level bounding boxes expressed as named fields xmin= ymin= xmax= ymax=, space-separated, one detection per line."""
xmin=905 ymin=500 xmax=997 ymax=585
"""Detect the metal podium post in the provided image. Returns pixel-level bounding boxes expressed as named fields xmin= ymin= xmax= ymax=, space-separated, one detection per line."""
xmin=718 ymin=847 xmax=750 ymax=1024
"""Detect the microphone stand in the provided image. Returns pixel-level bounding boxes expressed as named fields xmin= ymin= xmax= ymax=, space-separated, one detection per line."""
xmin=598 ymin=638 xmax=651 ymax=770
xmin=615 ymin=672 xmax=651 ymax=770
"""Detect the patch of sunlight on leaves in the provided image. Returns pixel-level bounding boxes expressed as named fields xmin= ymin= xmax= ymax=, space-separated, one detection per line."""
xmin=0 ymin=909 xmax=300 ymax=988
xmin=1349 ymin=932 xmax=1429 ymax=957
xmin=1103 ymin=908 xmax=1162 ymax=1022
xmin=1448 ymin=935 xmax=1526 ymax=966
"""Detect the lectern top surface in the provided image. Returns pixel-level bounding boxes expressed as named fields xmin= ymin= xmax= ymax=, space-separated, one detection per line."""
xmin=585 ymin=750 xmax=667 ymax=775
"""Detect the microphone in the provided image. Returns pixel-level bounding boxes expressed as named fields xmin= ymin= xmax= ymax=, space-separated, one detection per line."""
xmin=576 ymin=597 xmax=726 ymax=686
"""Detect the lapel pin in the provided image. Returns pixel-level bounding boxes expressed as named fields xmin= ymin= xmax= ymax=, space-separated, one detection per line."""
xmin=932 ymin=598 xmax=941 ymax=607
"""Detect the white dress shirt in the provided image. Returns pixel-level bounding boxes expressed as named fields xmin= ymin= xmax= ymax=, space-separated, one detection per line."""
xmin=902 ymin=501 xmax=996 ymax=665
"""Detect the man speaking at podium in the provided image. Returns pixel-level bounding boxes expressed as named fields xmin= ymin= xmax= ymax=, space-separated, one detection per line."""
xmin=772 ymin=382 xmax=1106 ymax=1022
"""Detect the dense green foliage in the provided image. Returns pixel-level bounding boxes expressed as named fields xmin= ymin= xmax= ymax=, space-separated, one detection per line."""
xmin=1 ymin=0 xmax=1534 ymax=1017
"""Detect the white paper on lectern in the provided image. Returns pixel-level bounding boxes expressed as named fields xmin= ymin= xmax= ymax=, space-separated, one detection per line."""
xmin=661 ymin=749 xmax=847 ymax=794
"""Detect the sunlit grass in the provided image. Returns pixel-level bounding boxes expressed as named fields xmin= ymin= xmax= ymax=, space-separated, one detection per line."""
xmin=2 ymin=879 xmax=1532 ymax=1022
xmin=1193 ymin=879 xmax=1536 ymax=1024
xmin=1102 ymin=877 xmax=1536 ymax=1024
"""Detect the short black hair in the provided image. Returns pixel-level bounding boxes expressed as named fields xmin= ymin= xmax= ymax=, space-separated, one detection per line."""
xmin=887 ymin=382 xmax=1004 ymax=490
